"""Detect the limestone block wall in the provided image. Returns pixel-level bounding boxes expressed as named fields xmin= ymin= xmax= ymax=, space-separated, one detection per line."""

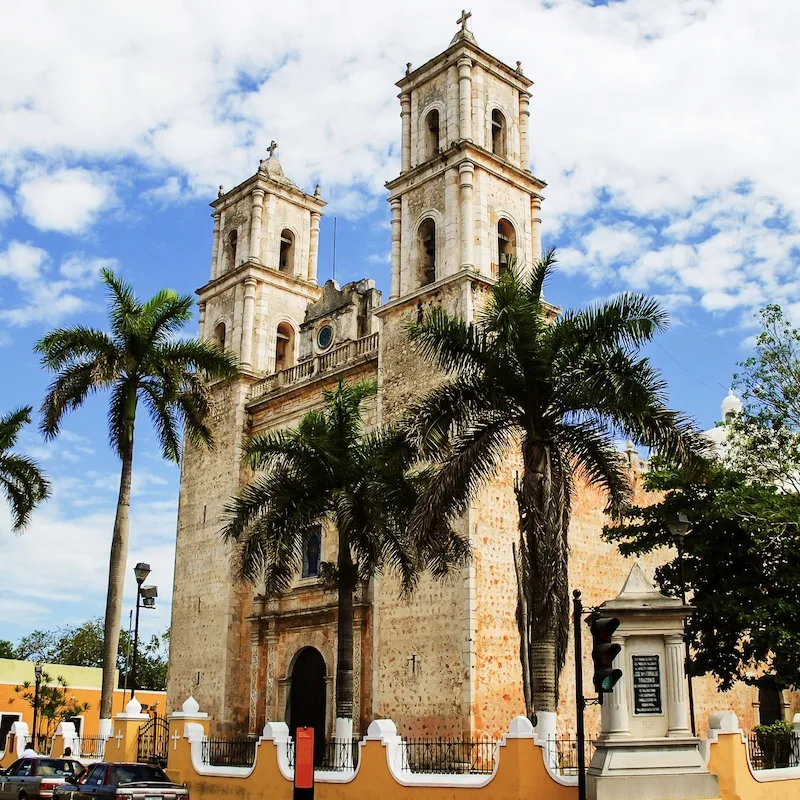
xmin=375 ymin=277 xmax=476 ymax=737
xmin=471 ymin=63 xmax=521 ymax=162
xmin=167 ymin=378 xmax=253 ymax=730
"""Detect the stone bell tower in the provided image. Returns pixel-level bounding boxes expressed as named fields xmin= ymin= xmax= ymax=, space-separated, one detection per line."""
xmin=372 ymin=13 xmax=548 ymax=737
xmin=385 ymin=9 xmax=546 ymax=300
xmin=168 ymin=144 xmax=325 ymax=729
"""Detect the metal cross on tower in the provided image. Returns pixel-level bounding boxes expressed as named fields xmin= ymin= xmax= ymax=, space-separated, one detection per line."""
xmin=456 ymin=9 xmax=472 ymax=32
xmin=267 ymin=140 xmax=278 ymax=158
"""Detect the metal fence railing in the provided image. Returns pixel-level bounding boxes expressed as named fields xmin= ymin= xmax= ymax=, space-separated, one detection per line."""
xmin=747 ymin=732 xmax=800 ymax=770
xmin=76 ymin=736 xmax=106 ymax=759
xmin=547 ymin=736 xmax=596 ymax=776
xmin=400 ymin=738 xmax=497 ymax=775
xmin=287 ymin=739 xmax=360 ymax=771
xmin=201 ymin=737 xmax=258 ymax=768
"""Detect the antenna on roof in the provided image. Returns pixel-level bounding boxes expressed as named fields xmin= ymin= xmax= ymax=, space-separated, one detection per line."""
xmin=332 ymin=217 xmax=337 ymax=283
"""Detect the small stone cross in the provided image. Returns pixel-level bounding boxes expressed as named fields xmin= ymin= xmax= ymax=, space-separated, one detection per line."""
xmin=267 ymin=140 xmax=278 ymax=158
xmin=456 ymin=9 xmax=472 ymax=32
xmin=171 ymin=731 xmax=181 ymax=751
xmin=115 ymin=731 xmax=124 ymax=747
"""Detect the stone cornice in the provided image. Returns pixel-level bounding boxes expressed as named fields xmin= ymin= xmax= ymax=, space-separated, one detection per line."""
xmin=385 ymin=141 xmax=546 ymax=196
xmin=397 ymin=39 xmax=532 ymax=94
xmin=210 ymin=172 xmax=325 ymax=214
xmin=197 ymin=260 xmax=323 ymax=303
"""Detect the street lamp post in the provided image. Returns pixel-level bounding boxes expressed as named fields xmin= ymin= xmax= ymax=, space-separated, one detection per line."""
xmin=32 ymin=662 xmax=42 ymax=750
xmin=131 ymin=562 xmax=157 ymax=700
xmin=667 ymin=512 xmax=697 ymax=736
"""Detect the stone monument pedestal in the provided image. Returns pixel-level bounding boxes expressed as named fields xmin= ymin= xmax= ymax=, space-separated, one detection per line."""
xmin=587 ymin=564 xmax=719 ymax=800
xmin=588 ymin=737 xmax=719 ymax=800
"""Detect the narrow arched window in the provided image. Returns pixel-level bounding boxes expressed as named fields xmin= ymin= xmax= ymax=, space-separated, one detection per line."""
xmin=491 ymin=109 xmax=507 ymax=158
xmin=214 ymin=322 xmax=226 ymax=350
xmin=302 ymin=526 xmax=322 ymax=578
xmin=497 ymin=218 xmax=516 ymax=278
xmin=275 ymin=322 xmax=295 ymax=372
xmin=418 ymin=218 xmax=436 ymax=287
xmin=228 ymin=229 xmax=238 ymax=270
xmin=279 ymin=229 xmax=295 ymax=274
xmin=425 ymin=109 xmax=440 ymax=160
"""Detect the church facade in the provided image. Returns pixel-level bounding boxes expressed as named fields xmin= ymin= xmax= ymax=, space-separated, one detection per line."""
xmin=167 ymin=17 xmax=778 ymax=741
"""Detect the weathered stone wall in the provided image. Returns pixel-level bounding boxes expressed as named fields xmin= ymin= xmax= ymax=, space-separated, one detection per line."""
xmin=167 ymin=378 xmax=252 ymax=729
xmin=471 ymin=63 xmax=521 ymax=161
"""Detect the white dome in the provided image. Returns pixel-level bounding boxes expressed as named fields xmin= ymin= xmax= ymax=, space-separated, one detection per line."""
xmin=721 ymin=389 xmax=743 ymax=419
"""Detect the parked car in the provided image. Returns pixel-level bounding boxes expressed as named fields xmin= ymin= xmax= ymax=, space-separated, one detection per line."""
xmin=53 ymin=763 xmax=188 ymax=800
xmin=0 ymin=758 xmax=85 ymax=799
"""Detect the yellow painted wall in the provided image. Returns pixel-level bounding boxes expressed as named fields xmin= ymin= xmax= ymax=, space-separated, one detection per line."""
xmin=0 ymin=658 xmax=166 ymax=739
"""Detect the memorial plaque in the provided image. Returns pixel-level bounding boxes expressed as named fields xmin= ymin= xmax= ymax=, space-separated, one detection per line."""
xmin=632 ymin=654 xmax=662 ymax=714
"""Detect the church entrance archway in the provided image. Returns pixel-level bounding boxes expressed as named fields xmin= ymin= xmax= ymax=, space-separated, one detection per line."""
xmin=288 ymin=646 xmax=326 ymax=765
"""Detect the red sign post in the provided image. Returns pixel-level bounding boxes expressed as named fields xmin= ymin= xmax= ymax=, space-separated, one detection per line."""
xmin=294 ymin=726 xmax=315 ymax=800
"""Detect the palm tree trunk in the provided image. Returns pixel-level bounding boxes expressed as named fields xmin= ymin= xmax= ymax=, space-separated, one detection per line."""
xmin=513 ymin=540 xmax=533 ymax=721
xmin=99 ymin=405 xmax=135 ymax=720
xmin=335 ymin=527 xmax=356 ymax=741
xmin=520 ymin=438 xmax=571 ymax=718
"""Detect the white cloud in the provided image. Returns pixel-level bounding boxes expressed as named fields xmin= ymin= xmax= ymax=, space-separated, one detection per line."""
xmin=0 ymin=244 xmax=115 ymax=326
xmin=0 ymin=241 xmax=48 ymax=282
xmin=0 ymin=0 xmax=796 ymax=320
xmin=0 ymin=190 xmax=13 ymax=223
xmin=0 ymin=476 xmax=177 ymax=638
xmin=17 ymin=168 xmax=114 ymax=233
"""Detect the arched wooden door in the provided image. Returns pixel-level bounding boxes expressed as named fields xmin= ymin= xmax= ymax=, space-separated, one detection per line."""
xmin=289 ymin=647 xmax=327 ymax=765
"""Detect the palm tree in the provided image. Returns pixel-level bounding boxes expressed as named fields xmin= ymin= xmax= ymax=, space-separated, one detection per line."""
xmin=222 ymin=378 xmax=467 ymax=743
xmin=405 ymin=249 xmax=708 ymax=721
xmin=0 ymin=406 xmax=50 ymax=530
xmin=35 ymin=268 xmax=237 ymax=721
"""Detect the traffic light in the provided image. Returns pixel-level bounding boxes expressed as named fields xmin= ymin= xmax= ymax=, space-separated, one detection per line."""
xmin=589 ymin=614 xmax=622 ymax=699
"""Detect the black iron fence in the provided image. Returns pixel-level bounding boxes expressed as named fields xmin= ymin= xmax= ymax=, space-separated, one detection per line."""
xmin=137 ymin=716 xmax=169 ymax=767
xmin=76 ymin=736 xmax=106 ymax=759
xmin=747 ymin=732 xmax=800 ymax=770
xmin=201 ymin=737 xmax=258 ymax=768
xmin=547 ymin=736 xmax=596 ymax=776
xmin=400 ymin=738 xmax=497 ymax=775
xmin=287 ymin=739 xmax=360 ymax=771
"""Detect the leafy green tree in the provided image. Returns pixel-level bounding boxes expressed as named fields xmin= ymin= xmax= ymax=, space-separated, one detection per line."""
xmin=0 ymin=407 xmax=50 ymax=531
xmin=9 ymin=619 xmax=168 ymax=690
xmin=0 ymin=640 xmax=15 ymax=659
xmin=729 ymin=304 xmax=800 ymax=490
xmin=223 ymin=379 xmax=466 ymax=736
xmin=14 ymin=670 xmax=90 ymax=742
xmin=604 ymin=460 xmax=800 ymax=690
xmin=405 ymin=251 xmax=707 ymax=717
xmin=35 ymin=269 xmax=237 ymax=719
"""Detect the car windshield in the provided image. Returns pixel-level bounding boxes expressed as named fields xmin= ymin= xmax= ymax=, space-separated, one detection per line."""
xmin=36 ymin=759 xmax=82 ymax=777
xmin=111 ymin=765 xmax=170 ymax=785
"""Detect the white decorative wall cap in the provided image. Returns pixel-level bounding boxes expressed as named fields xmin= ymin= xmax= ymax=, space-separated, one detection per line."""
xmin=184 ymin=722 xmax=206 ymax=743
xmin=169 ymin=695 xmax=208 ymax=719
xmin=55 ymin=721 xmax=77 ymax=737
xmin=126 ymin=697 xmax=142 ymax=715
xmin=183 ymin=696 xmax=200 ymax=714
xmin=10 ymin=720 xmax=29 ymax=737
xmin=506 ymin=716 xmax=535 ymax=739
xmin=366 ymin=719 xmax=400 ymax=742
xmin=709 ymin=710 xmax=740 ymax=732
xmin=262 ymin=721 xmax=290 ymax=742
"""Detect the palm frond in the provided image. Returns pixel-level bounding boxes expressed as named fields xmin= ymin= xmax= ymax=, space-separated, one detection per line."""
xmin=407 ymin=310 xmax=491 ymax=377
xmin=0 ymin=453 xmax=50 ymax=530
xmin=34 ymin=327 xmax=119 ymax=371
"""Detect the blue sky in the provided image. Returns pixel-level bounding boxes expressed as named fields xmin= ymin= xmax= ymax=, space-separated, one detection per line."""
xmin=1 ymin=0 xmax=798 ymax=646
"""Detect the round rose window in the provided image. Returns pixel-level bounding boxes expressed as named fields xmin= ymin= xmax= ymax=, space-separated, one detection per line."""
xmin=317 ymin=324 xmax=334 ymax=351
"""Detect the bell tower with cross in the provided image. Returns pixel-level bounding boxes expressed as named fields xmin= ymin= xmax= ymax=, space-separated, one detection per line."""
xmin=373 ymin=11 xmax=548 ymax=737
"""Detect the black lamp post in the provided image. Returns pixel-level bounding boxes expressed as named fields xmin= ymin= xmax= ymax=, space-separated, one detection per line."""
xmin=32 ymin=662 xmax=42 ymax=749
xmin=667 ymin=512 xmax=697 ymax=736
xmin=131 ymin=562 xmax=157 ymax=700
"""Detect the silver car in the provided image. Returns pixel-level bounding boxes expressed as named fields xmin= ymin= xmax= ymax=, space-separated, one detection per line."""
xmin=0 ymin=758 xmax=85 ymax=799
